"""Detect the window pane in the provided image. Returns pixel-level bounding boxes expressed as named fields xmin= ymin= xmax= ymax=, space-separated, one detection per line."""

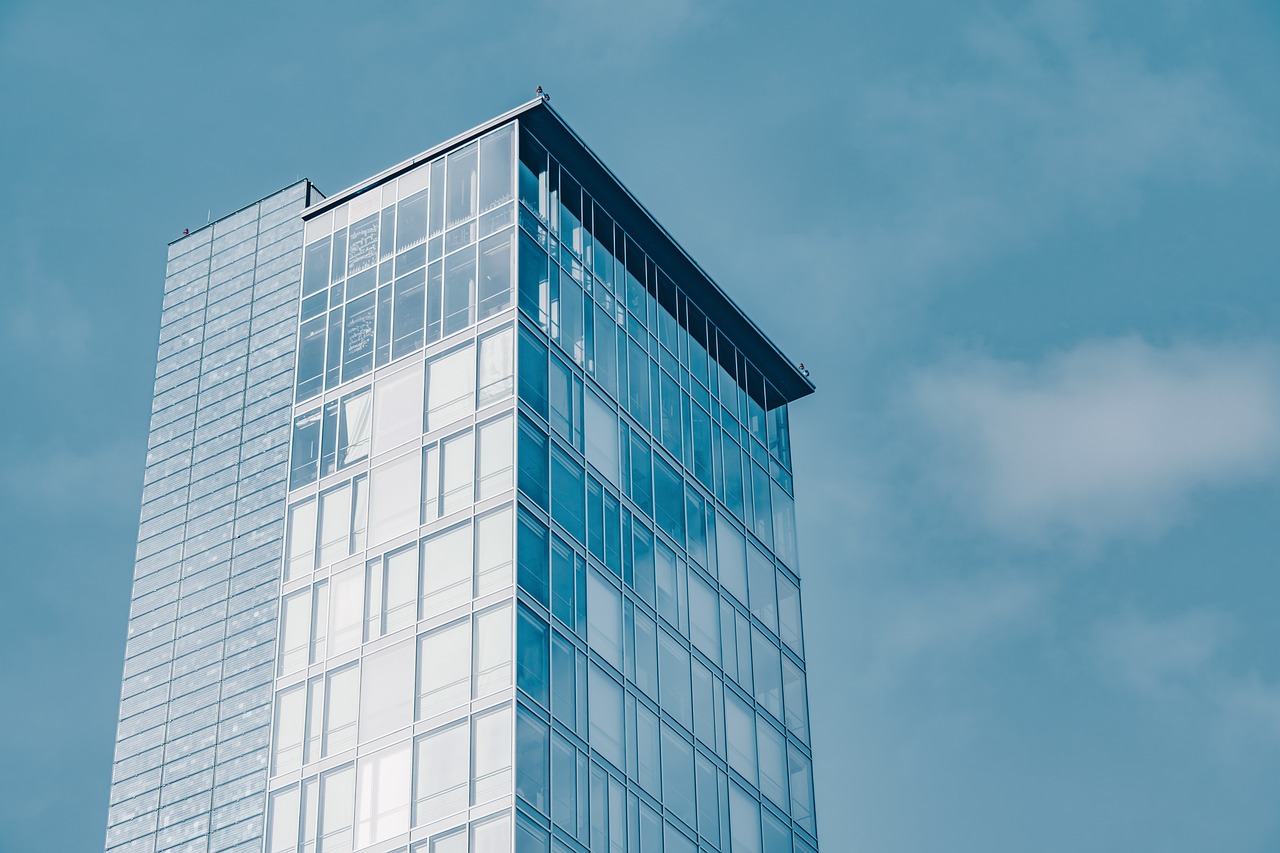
xmin=286 ymin=498 xmax=317 ymax=581
xmin=383 ymin=545 xmax=418 ymax=634
xmin=339 ymin=389 xmax=372 ymax=468
xmin=426 ymin=344 xmax=477 ymax=431
xmin=280 ymin=589 xmax=311 ymax=675
xmin=418 ymin=619 xmax=470 ymax=719
xmin=422 ymin=522 xmax=473 ymax=617
xmin=551 ymin=446 xmax=586 ymax=544
xmin=478 ymin=326 xmax=515 ymax=408
xmin=517 ymin=415 xmax=549 ymax=511
xmin=440 ymin=430 xmax=475 ymax=515
xmin=660 ymin=725 xmax=696 ymax=828
xmin=478 ymin=414 xmax=514 ymax=499
xmin=587 ymin=569 xmax=622 ymax=671
xmin=319 ymin=483 xmax=353 ymax=565
xmin=782 ymin=657 xmax=810 ymax=742
xmin=319 ymin=764 xmax=355 ymax=853
xmin=325 ymin=665 xmax=359 ymax=756
xmin=414 ymin=721 xmax=469 ymax=824
xmin=472 ymin=704 xmax=514 ymax=803
xmin=747 ymin=546 xmax=778 ymax=633
xmin=725 ymin=691 xmax=756 ymax=783
xmin=688 ymin=571 xmax=720 ymax=664
xmin=475 ymin=601 xmax=514 ymax=697
xmin=588 ymin=664 xmax=624 ymax=769
xmin=478 ymin=229 xmax=514 ymax=320
xmin=758 ymin=719 xmax=789 ymax=809
xmin=715 ymin=514 xmax=747 ymax=606
xmin=658 ymin=631 xmax=692 ymax=729
xmin=292 ymin=408 xmax=322 ymax=489
xmin=729 ymin=784 xmax=761 ymax=853
xmin=752 ymin=629 xmax=783 ymax=720
xmin=788 ymin=745 xmax=816 ymax=834
xmin=330 ymin=566 xmax=364 ymax=656
xmin=517 ymin=604 xmax=550 ymax=706
xmin=443 ymin=248 xmax=476 ymax=336
xmin=516 ymin=704 xmax=549 ymax=813
xmin=369 ymin=453 xmax=421 ymax=546
xmin=271 ymin=685 xmax=305 ymax=774
xmin=446 ymin=143 xmax=478 ymax=228
xmin=373 ymin=361 xmax=424 ymax=455
xmin=584 ymin=391 xmax=619 ymax=486
xmin=777 ymin=574 xmax=803 ymax=655
xmin=479 ymin=125 xmax=515 ymax=212
xmin=355 ymin=741 xmax=411 ymax=847
xmin=476 ymin=505 xmax=514 ymax=596
xmin=267 ymin=786 xmax=300 ymax=853
xmin=360 ymin=640 xmax=414 ymax=742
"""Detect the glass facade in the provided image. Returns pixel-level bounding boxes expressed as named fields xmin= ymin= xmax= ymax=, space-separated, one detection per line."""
xmin=108 ymin=101 xmax=816 ymax=853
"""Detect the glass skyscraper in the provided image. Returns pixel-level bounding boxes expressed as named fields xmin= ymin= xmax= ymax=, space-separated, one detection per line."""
xmin=106 ymin=99 xmax=818 ymax=853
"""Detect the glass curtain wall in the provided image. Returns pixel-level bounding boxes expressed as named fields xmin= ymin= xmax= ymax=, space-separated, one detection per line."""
xmin=267 ymin=124 xmax=521 ymax=853
xmin=509 ymin=125 xmax=817 ymax=853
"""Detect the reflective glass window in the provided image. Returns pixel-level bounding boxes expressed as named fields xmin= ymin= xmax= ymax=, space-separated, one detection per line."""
xmin=418 ymin=619 xmax=470 ymax=719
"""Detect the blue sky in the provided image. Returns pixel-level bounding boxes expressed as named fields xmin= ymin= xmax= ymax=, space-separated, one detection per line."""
xmin=2 ymin=0 xmax=1279 ymax=850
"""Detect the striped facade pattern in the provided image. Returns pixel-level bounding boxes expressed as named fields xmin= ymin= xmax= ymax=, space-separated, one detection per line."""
xmin=105 ymin=182 xmax=312 ymax=853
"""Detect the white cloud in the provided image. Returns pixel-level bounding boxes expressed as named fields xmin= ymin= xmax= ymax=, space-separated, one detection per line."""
xmin=909 ymin=337 xmax=1280 ymax=543
xmin=841 ymin=0 xmax=1269 ymax=288
xmin=1090 ymin=608 xmax=1280 ymax=753
xmin=862 ymin=573 xmax=1048 ymax=684
xmin=1091 ymin=608 xmax=1231 ymax=695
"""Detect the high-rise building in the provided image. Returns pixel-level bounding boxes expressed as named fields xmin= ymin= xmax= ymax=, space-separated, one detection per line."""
xmin=106 ymin=99 xmax=818 ymax=853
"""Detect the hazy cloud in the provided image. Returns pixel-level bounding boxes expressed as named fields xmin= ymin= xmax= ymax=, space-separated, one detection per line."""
xmin=844 ymin=0 xmax=1269 ymax=287
xmin=862 ymin=573 xmax=1048 ymax=684
xmin=909 ymin=338 xmax=1280 ymax=544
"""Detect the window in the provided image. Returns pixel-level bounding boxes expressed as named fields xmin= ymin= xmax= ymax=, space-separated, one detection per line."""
xmin=472 ymin=704 xmax=514 ymax=803
xmin=715 ymin=514 xmax=747 ymax=606
xmin=360 ymin=640 xmax=414 ymax=742
xmin=517 ymin=604 xmax=549 ymax=706
xmin=414 ymin=721 xmax=469 ymax=823
xmin=655 ymin=540 xmax=685 ymax=632
xmin=772 ymin=483 xmax=798 ymax=569
xmin=474 ymin=601 xmax=514 ymax=697
xmin=319 ymin=764 xmax=355 ymax=853
xmin=661 ymin=725 xmax=696 ymax=828
xmin=291 ymin=408 xmax=322 ymax=489
xmin=418 ymin=619 xmax=469 ymax=719
xmin=788 ymin=745 xmax=816 ymax=835
xmin=584 ymin=391 xmax=618 ymax=486
xmin=330 ymin=565 xmax=364 ymax=657
xmin=517 ymin=415 xmax=549 ymax=510
xmin=777 ymin=574 xmax=803 ymax=655
xmin=658 ymin=631 xmax=692 ymax=730
xmin=286 ymin=498 xmax=317 ymax=581
xmin=635 ymin=702 xmax=661 ymax=796
xmin=478 ymin=230 xmax=514 ymax=320
xmin=440 ymin=430 xmax=474 ymax=514
xmin=475 ymin=505 xmax=514 ymax=596
xmin=477 ymin=326 xmax=515 ymax=408
xmin=586 ymin=569 xmax=622 ymax=671
xmin=373 ymin=361 xmax=424 ymax=455
xmin=757 ymin=720 xmax=789 ymax=809
xmin=446 ymin=143 xmax=478 ymax=228
xmin=782 ymin=658 xmax=809 ymax=742
xmin=747 ymin=546 xmax=778 ymax=633
xmin=421 ymin=522 xmax=473 ymax=617
xmin=695 ymin=753 xmax=722 ymax=849
xmin=325 ymin=665 xmax=359 ymax=756
xmin=516 ymin=507 xmax=549 ymax=607
xmin=355 ymin=741 xmax=411 ymax=847
xmin=752 ymin=629 xmax=783 ymax=721
xmin=426 ymin=344 xmax=476 ymax=430
xmin=443 ymin=248 xmax=476 ymax=336
xmin=279 ymin=589 xmax=311 ymax=675
xmin=319 ymin=483 xmax=353 ymax=566
xmin=271 ymin=685 xmax=305 ymax=774
xmin=369 ymin=454 xmax=420 ymax=546
xmin=729 ymin=783 xmax=761 ymax=853
xmin=725 ymin=691 xmax=757 ymax=783
xmin=472 ymin=810 xmax=512 ymax=853
xmin=688 ymin=571 xmax=720 ymax=664
xmin=550 ymin=446 xmax=586 ymax=544
xmin=515 ymin=704 xmax=549 ymax=813
xmin=477 ymin=415 xmax=514 ymax=499
xmin=588 ymin=664 xmax=624 ymax=769
xmin=267 ymin=786 xmax=299 ymax=853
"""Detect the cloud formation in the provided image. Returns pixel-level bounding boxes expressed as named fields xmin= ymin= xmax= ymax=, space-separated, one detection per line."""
xmin=909 ymin=337 xmax=1280 ymax=543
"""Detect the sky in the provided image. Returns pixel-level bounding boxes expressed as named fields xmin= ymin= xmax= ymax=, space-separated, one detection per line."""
xmin=1 ymin=0 xmax=1279 ymax=850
